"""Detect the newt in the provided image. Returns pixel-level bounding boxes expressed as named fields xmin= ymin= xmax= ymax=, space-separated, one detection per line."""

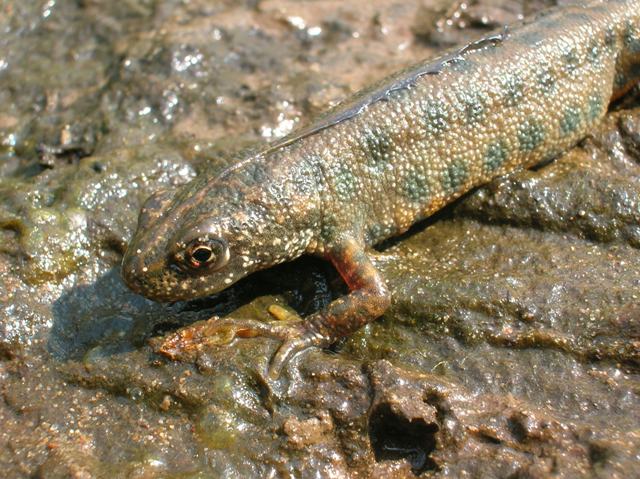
xmin=122 ymin=0 xmax=640 ymax=377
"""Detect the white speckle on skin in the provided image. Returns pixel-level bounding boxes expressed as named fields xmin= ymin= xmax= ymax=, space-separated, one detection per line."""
xmin=224 ymin=278 xmax=233 ymax=284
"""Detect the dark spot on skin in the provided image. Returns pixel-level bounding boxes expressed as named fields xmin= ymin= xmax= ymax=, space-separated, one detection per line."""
xmin=484 ymin=140 xmax=509 ymax=172
xmin=441 ymin=159 xmax=468 ymax=194
xmin=367 ymin=224 xmax=382 ymax=239
xmin=422 ymin=100 xmax=449 ymax=135
xmin=303 ymin=153 xmax=327 ymax=184
xmin=604 ymin=27 xmax=617 ymax=49
xmin=333 ymin=164 xmax=358 ymax=201
xmin=614 ymin=72 xmax=627 ymax=89
xmin=351 ymin=249 xmax=369 ymax=267
xmin=245 ymin=162 xmax=268 ymax=184
xmin=587 ymin=93 xmax=605 ymax=121
xmin=560 ymin=105 xmax=582 ymax=135
xmin=587 ymin=38 xmax=602 ymax=64
xmin=562 ymin=46 xmax=581 ymax=74
xmin=403 ymin=171 xmax=430 ymax=202
xmin=367 ymin=223 xmax=393 ymax=243
xmin=518 ymin=118 xmax=545 ymax=152
xmin=630 ymin=63 xmax=640 ymax=81
xmin=624 ymin=21 xmax=640 ymax=53
xmin=537 ymin=67 xmax=556 ymax=92
xmin=500 ymin=74 xmax=525 ymax=107
xmin=362 ymin=129 xmax=394 ymax=169
xmin=320 ymin=218 xmax=338 ymax=242
xmin=459 ymin=91 xmax=486 ymax=124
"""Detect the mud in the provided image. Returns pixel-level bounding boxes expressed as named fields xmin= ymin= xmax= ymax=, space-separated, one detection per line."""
xmin=0 ymin=0 xmax=638 ymax=477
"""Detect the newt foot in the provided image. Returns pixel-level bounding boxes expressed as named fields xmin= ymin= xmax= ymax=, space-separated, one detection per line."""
xmin=156 ymin=307 xmax=327 ymax=378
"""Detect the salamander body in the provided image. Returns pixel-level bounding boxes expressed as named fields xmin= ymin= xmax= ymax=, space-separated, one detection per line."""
xmin=122 ymin=0 xmax=640 ymax=376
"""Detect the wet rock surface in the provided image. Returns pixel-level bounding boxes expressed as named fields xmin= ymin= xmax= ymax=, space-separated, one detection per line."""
xmin=0 ymin=0 xmax=638 ymax=477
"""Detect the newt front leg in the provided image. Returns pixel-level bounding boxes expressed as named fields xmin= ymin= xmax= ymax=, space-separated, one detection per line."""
xmin=157 ymin=237 xmax=390 ymax=378
xmin=270 ymin=237 xmax=391 ymax=375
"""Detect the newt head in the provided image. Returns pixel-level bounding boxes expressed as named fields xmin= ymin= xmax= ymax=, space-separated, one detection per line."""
xmin=121 ymin=174 xmax=306 ymax=302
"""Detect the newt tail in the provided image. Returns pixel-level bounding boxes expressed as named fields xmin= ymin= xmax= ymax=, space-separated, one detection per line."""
xmin=122 ymin=0 xmax=640 ymax=377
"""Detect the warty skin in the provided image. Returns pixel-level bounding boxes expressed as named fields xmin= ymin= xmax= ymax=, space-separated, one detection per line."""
xmin=122 ymin=0 xmax=640 ymax=376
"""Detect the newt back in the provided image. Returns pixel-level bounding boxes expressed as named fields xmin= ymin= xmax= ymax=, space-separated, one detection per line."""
xmin=122 ymin=0 xmax=640 ymax=377
xmin=261 ymin=0 xmax=640 ymax=249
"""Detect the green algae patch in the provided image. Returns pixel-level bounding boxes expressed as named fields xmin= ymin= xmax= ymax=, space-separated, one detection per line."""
xmin=195 ymin=406 xmax=242 ymax=450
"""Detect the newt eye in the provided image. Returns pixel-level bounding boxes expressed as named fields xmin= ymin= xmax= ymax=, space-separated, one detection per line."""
xmin=182 ymin=237 xmax=230 ymax=271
